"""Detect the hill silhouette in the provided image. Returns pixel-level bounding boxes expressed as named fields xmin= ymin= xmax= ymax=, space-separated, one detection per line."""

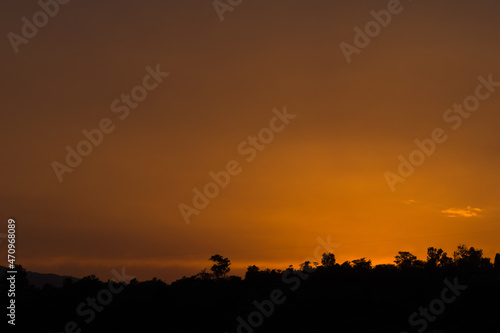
xmin=0 ymin=265 xmax=78 ymax=289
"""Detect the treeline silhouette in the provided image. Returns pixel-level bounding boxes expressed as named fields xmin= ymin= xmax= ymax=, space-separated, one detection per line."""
xmin=2 ymin=244 xmax=500 ymax=332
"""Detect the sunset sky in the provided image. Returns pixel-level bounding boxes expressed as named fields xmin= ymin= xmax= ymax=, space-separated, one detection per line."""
xmin=1 ymin=0 xmax=499 ymax=282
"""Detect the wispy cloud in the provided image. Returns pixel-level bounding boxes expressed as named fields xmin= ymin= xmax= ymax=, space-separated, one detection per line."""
xmin=442 ymin=206 xmax=482 ymax=218
xmin=403 ymin=199 xmax=416 ymax=205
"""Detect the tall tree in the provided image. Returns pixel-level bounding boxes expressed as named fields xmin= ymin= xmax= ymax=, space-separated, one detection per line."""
xmin=209 ymin=254 xmax=231 ymax=279
xmin=494 ymin=253 xmax=500 ymax=272
xmin=426 ymin=247 xmax=453 ymax=268
xmin=321 ymin=252 xmax=336 ymax=268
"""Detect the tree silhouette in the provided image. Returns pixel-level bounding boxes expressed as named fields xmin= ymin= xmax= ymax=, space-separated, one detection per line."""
xmin=195 ymin=268 xmax=214 ymax=280
xmin=352 ymin=257 xmax=372 ymax=269
xmin=494 ymin=253 xmax=500 ymax=272
xmin=394 ymin=251 xmax=424 ymax=269
xmin=299 ymin=260 xmax=318 ymax=272
xmin=426 ymin=247 xmax=453 ymax=269
xmin=321 ymin=252 xmax=336 ymax=268
xmin=340 ymin=260 xmax=352 ymax=269
xmin=245 ymin=265 xmax=260 ymax=280
xmin=15 ymin=264 xmax=30 ymax=290
xmin=209 ymin=254 xmax=231 ymax=279
xmin=454 ymin=244 xmax=490 ymax=271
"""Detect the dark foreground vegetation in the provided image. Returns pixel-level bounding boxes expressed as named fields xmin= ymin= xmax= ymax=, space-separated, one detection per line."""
xmin=2 ymin=245 xmax=500 ymax=332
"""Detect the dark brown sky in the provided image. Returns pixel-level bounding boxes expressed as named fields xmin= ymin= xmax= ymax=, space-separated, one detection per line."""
xmin=1 ymin=0 xmax=499 ymax=282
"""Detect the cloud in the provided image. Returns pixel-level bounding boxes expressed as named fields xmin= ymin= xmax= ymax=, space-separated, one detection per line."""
xmin=403 ymin=199 xmax=416 ymax=205
xmin=442 ymin=206 xmax=482 ymax=218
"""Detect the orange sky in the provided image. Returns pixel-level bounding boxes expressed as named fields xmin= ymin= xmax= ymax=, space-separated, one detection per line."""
xmin=1 ymin=0 xmax=499 ymax=282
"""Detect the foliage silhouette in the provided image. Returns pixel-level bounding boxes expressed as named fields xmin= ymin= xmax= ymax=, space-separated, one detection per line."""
xmin=321 ymin=252 xmax=336 ymax=268
xmin=209 ymin=254 xmax=231 ymax=279
xmin=3 ymin=245 xmax=499 ymax=332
